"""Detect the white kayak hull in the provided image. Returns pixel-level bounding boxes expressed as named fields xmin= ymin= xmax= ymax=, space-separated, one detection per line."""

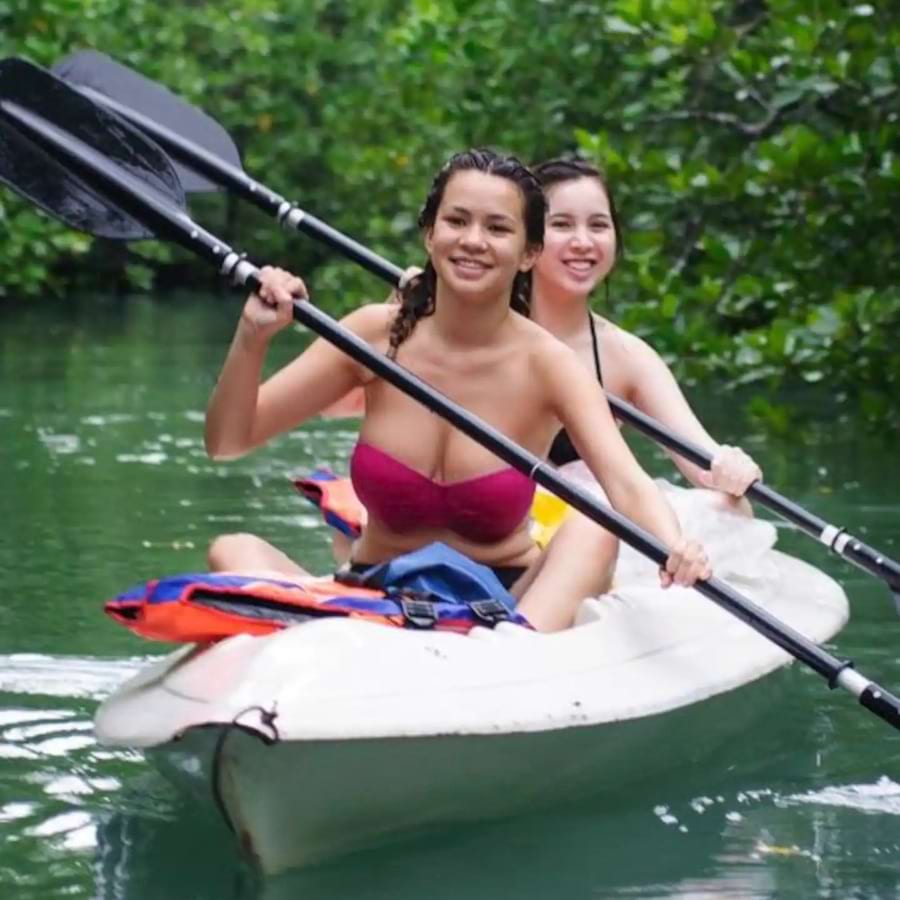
xmin=95 ymin=546 xmax=849 ymax=873
xmin=148 ymin=669 xmax=786 ymax=872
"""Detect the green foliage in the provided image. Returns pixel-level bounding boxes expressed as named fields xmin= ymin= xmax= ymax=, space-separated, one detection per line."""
xmin=0 ymin=0 xmax=897 ymax=423
xmin=569 ymin=0 xmax=898 ymax=426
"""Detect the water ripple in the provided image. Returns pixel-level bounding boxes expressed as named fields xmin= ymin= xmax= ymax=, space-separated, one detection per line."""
xmin=0 ymin=655 xmax=148 ymax=700
xmin=781 ymin=776 xmax=900 ymax=816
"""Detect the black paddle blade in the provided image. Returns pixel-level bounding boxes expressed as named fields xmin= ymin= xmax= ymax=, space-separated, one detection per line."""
xmin=0 ymin=57 xmax=184 ymax=240
xmin=53 ymin=50 xmax=242 ymax=194
xmin=0 ymin=100 xmax=149 ymax=239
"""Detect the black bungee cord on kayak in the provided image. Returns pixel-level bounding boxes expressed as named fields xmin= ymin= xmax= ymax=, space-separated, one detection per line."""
xmin=0 ymin=57 xmax=897 ymax=732
xmin=48 ymin=49 xmax=900 ymax=612
xmin=210 ymin=704 xmax=281 ymax=840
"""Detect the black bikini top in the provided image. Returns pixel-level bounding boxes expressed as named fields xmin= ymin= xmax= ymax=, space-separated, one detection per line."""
xmin=548 ymin=311 xmax=603 ymax=467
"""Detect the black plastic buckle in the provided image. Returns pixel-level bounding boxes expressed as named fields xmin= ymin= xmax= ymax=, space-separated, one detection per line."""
xmin=468 ymin=598 xmax=510 ymax=625
xmin=334 ymin=566 xmax=366 ymax=587
xmin=400 ymin=596 xmax=438 ymax=629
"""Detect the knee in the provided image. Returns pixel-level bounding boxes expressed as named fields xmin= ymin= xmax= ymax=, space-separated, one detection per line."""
xmin=594 ymin=526 xmax=619 ymax=563
xmin=207 ymin=532 xmax=258 ymax=572
xmin=565 ymin=511 xmax=619 ymax=557
xmin=583 ymin=526 xmax=618 ymax=591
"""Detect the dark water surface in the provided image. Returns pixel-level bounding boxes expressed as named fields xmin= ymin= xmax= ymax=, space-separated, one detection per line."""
xmin=1 ymin=294 xmax=898 ymax=899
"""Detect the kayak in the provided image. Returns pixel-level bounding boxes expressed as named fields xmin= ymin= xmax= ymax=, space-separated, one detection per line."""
xmin=94 ymin=483 xmax=849 ymax=874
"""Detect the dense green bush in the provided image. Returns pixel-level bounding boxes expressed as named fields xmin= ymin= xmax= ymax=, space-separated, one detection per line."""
xmin=1 ymin=0 xmax=897 ymax=424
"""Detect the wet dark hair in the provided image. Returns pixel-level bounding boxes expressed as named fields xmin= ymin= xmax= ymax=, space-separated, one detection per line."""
xmin=532 ymin=157 xmax=624 ymax=260
xmin=388 ymin=148 xmax=546 ymax=359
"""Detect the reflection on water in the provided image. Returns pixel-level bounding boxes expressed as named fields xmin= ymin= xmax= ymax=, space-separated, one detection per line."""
xmin=86 ymin=768 xmax=900 ymax=900
xmin=1 ymin=295 xmax=898 ymax=898
xmin=0 ymin=655 xmax=154 ymax=897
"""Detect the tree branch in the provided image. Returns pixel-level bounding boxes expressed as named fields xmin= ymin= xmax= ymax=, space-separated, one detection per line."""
xmin=640 ymin=95 xmax=807 ymax=139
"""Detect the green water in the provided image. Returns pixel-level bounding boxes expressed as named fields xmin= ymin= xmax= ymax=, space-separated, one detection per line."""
xmin=1 ymin=294 xmax=898 ymax=899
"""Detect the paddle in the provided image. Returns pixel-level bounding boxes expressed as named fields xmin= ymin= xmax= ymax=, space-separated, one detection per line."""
xmin=1 ymin=58 xmax=898 ymax=733
xmin=51 ymin=50 xmax=900 ymax=610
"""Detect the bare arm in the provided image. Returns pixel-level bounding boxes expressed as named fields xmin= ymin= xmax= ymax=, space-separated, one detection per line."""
xmin=318 ymin=386 xmax=367 ymax=419
xmin=316 ymin=266 xmax=420 ymax=420
xmin=538 ymin=338 xmax=710 ymax=587
xmin=617 ymin=330 xmax=761 ymax=497
xmin=205 ymin=268 xmax=386 ymax=459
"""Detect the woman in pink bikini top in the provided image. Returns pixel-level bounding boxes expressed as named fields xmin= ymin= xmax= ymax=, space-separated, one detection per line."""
xmin=204 ymin=149 xmax=711 ymax=632
xmin=349 ymin=442 xmax=534 ymax=546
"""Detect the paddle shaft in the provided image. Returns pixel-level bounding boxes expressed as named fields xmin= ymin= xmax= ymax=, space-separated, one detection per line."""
xmin=75 ymin=86 xmax=406 ymax=284
xmin=612 ymin=403 xmax=900 ymax=597
xmin=5 ymin=95 xmax=898 ymax=731
xmin=75 ymin=85 xmax=900 ymax=599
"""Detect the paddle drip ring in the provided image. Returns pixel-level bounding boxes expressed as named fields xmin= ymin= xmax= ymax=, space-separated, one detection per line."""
xmin=277 ymin=201 xmax=305 ymax=230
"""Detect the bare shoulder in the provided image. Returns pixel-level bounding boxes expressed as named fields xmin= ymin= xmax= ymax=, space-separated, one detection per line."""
xmin=517 ymin=312 xmax=568 ymax=352
xmin=519 ymin=315 xmax=585 ymax=379
xmin=597 ymin=316 xmax=663 ymax=367
xmin=325 ymin=304 xmax=395 ymax=385
xmin=339 ymin=302 xmax=395 ymax=341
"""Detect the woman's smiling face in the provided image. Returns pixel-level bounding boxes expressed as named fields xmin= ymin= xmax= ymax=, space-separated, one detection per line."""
xmin=425 ymin=169 xmax=538 ymax=301
xmin=533 ymin=176 xmax=617 ymax=301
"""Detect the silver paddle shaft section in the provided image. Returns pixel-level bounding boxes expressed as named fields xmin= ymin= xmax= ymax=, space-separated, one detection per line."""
xmin=6 ymin=81 xmax=900 ymax=732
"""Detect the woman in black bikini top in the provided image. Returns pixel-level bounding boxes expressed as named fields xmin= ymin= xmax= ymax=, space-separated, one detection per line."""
xmin=532 ymin=157 xmax=761 ymax=498
xmin=548 ymin=310 xmax=603 ymax=467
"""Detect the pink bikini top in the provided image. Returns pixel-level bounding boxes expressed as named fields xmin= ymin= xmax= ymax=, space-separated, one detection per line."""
xmin=350 ymin=442 xmax=535 ymax=543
